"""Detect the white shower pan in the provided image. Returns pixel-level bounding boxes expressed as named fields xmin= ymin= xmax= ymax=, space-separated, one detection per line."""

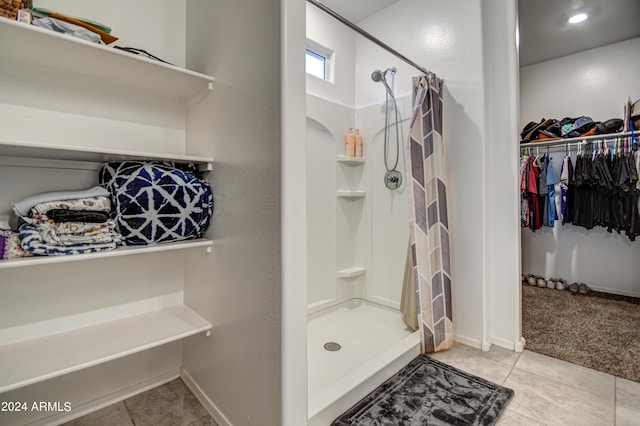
xmin=307 ymin=299 xmax=420 ymax=425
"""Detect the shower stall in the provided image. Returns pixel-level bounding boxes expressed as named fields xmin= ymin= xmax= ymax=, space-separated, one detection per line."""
xmin=305 ymin=1 xmax=426 ymax=422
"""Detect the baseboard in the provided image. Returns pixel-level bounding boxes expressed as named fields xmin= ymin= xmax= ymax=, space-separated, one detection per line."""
xmin=589 ymin=286 xmax=640 ymax=298
xmin=32 ymin=369 xmax=180 ymax=426
xmin=514 ymin=337 xmax=525 ymax=353
xmin=490 ymin=337 xmax=518 ymax=351
xmin=453 ymin=334 xmax=483 ymax=350
xmin=181 ymin=369 xmax=231 ymax=426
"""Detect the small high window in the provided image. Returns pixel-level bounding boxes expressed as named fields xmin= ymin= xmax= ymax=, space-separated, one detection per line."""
xmin=305 ymin=49 xmax=327 ymax=80
xmin=305 ymin=40 xmax=334 ymax=82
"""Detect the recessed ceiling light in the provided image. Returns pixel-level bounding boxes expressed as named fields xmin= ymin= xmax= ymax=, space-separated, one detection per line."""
xmin=568 ymin=12 xmax=589 ymax=24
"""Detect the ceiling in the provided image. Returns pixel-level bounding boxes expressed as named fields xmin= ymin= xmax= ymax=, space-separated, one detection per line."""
xmin=315 ymin=0 xmax=640 ymax=67
xmin=518 ymin=0 xmax=640 ymax=66
xmin=318 ymin=0 xmax=399 ymax=23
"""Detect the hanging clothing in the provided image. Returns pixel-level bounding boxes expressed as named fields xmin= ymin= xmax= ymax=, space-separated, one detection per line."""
xmin=546 ymin=156 xmax=559 ymax=227
xmin=528 ymin=156 xmax=541 ymax=230
xmin=520 ymin=155 xmax=530 ymax=228
xmin=538 ymin=155 xmax=549 ymax=226
xmin=525 ymin=141 xmax=640 ymax=242
xmin=560 ymin=155 xmax=573 ymax=225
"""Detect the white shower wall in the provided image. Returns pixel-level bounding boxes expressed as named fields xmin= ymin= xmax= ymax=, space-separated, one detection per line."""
xmin=306 ymin=0 xmax=523 ymax=351
xmin=358 ymin=96 xmax=412 ymax=309
xmin=306 ymin=3 xmax=411 ymax=312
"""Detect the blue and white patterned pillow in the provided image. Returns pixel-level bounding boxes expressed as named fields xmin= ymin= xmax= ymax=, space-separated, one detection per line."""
xmin=99 ymin=161 xmax=213 ymax=245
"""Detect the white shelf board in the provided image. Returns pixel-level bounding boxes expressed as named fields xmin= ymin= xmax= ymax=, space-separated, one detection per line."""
xmin=0 ymin=239 xmax=213 ymax=269
xmin=337 ymin=267 xmax=366 ymax=278
xmin=337 ymin=190 xmax=366 ymax=198
xmin=0 ymin=305 xmax=212 ymax=393
xmin=0 ymin=139 xmax=213 ymax=168
xmin=0 ymin=19 xmax=214 ymax=101
xmin=336 ymin=155 xmax=366 ymax=164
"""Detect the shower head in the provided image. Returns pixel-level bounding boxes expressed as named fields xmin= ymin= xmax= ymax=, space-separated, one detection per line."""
xmin=371 ymin=67 xmax=397 ymax=82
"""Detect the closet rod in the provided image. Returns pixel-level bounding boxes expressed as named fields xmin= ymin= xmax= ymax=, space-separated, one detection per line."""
xmin=519 ymin=131 xmax=638 ymax=149
xmin=305 ymin=0 xmax=431 ymax=76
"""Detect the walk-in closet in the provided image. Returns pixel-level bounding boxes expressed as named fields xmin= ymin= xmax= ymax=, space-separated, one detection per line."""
xmin=517 ymin=0 xmax=640 ymax=382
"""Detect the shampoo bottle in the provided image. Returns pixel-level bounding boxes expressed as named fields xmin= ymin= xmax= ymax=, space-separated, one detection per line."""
xmin=345 ymin=128 xmax=355 ymax=157
xmin=354 ymin=128 xmax=363 ymax=158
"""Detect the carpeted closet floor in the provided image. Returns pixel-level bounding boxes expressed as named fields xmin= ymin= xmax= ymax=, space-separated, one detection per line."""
xmin=522 ymin=283 xmax=640 ymax=383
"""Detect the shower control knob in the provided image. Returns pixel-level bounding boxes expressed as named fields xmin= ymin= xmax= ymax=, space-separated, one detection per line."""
xmin=384 ymin=170 xmax=402 ymax=190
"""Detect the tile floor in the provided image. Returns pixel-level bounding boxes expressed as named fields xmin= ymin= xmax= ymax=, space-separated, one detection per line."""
xmin=63 ymin=378 xmax=217 ymax=426
xmin=429 ymin=343 xmax=640 ymax=426
xmin=65 ymin=344 xmax=640 ymax=426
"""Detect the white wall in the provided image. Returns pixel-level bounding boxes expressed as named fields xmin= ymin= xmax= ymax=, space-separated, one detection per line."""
xmin=356 ymin=0 xmax=493 ymax=349
xmin=306 ymin=4 xmax=356 ymax=107
xmin=305 ymin=6 xmax=367 ymax=313
xmin=280 ymin=0 xmax=308 ymax=423
xmin=184 ymin=1 xmax=283 ymax=425
xmin=520 ymin=37 xmax=640 ymax=130
xmin=357 ymin=93 xmax=411 ymax=310
xmin=481 ymin=0 xmax=523 ymax=350
xmin=306 ymin=95 xmax=363 ymax=311
xmin=34 ymin=0 xmax=186 ymax=67
xmin=519 ymin=37 xmax=640 ymax=296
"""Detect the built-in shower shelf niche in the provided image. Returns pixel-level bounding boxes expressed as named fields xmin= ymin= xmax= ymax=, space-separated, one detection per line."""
xmin=337 ymin=190 xmax=366 ymax=198
xmin=337 ymin=266 xmax=366 ymax=278
xmin=336 ymin=155 xmax=365 ymax=164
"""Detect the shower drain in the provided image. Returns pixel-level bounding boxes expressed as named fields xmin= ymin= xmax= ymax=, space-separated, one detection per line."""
xmin=324 ymin=342 xmax=341 ymax=351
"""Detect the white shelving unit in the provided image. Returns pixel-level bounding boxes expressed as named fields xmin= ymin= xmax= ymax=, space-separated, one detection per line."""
xmin=0 ymin=305 xmax=211 ymax=393
xmin=0 ymin=140 xmax=214 ymax=171
xmin=0 ymin=19 xmax=214 ymax=101
xmin=0 ymin=239 xmax=213 ymax=269
xmin=0 ymin=17 xmax=215 ymax=398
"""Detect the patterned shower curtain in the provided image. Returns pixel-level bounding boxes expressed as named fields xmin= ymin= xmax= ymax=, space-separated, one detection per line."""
xmin=405 ymin=74 xmax=453 ymax=353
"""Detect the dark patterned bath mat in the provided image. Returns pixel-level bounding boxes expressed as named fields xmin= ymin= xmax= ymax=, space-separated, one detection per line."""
xmin=332 ymin=355 xmax=513 ymax=426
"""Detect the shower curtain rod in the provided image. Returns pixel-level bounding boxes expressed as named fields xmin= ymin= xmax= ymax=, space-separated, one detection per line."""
xmin=306 ymin=0 xmax=431 ymax=76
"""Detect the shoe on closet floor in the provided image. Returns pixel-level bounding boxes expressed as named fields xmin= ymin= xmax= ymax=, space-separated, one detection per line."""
xmin=568 ymin=282 xmax=579 ymax=293
xmin=578 ymin=283 xmax=591 ymax=295
xmin=546 ymin=277 xmax=558 ymax=289
xmin=537 ymin=277 xmax=547 ymax=288
xmin=555 ymin=278 xmax=568 ymax=291
xmin=525 ymin=274 xmax=537 ymax=286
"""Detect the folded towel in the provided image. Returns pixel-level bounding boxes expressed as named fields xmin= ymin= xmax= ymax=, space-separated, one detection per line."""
xmin=1 ymin=230 xmax=33 ymax=259
xmin=12 ymin=186 xmax=110 ymax=217
xmin=19 ymin=224 xmax=119 ymax=256
xmin=35 ymin=219 xmax=120 ymax=246
xmin=29 ymin=197 xmax=111 ymax=216
xmin=46 ymin=209 xmax=109 ymax=223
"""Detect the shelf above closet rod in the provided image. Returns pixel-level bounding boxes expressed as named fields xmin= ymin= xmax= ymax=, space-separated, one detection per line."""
xmin=520 ymin=131 xmax=638 ymax=149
